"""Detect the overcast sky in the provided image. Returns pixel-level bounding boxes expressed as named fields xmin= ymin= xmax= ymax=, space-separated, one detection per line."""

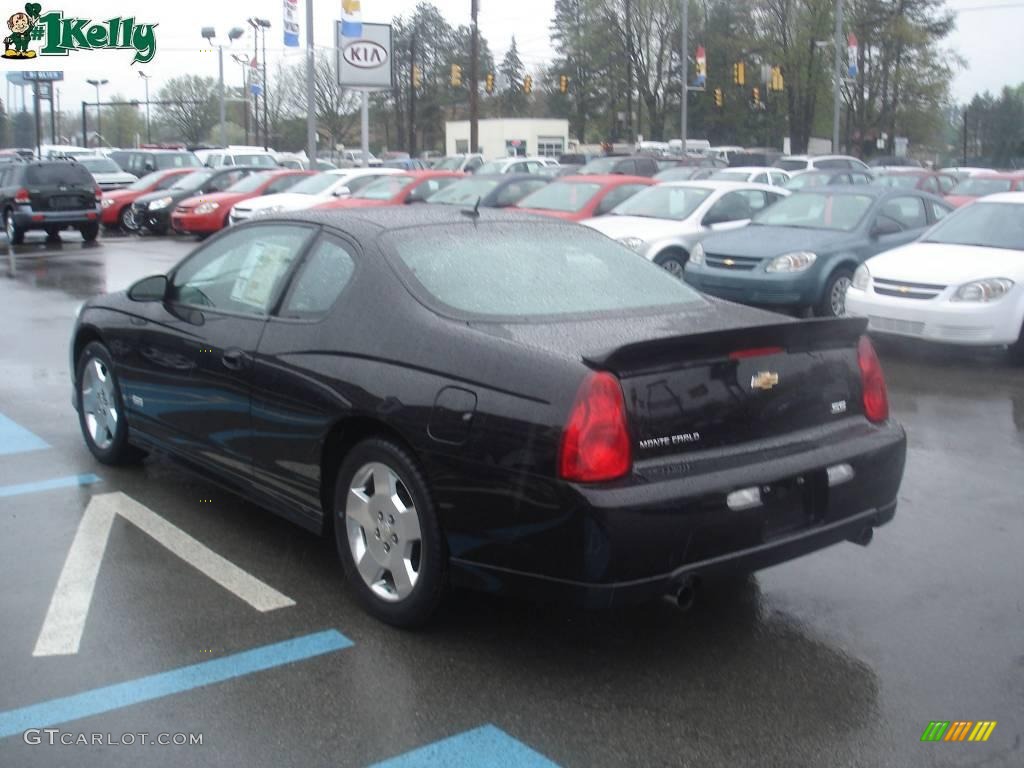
xmin=9 ymin=0 xmax=1023 ymax=133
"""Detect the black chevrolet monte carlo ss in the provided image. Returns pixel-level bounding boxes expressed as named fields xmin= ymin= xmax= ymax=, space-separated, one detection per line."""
xmin=69 ymin=207 xmax=906 ymax=627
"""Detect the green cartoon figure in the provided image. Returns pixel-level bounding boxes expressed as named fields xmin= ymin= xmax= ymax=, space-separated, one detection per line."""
xmin=4 ymin=3 xmax=42 ymax=58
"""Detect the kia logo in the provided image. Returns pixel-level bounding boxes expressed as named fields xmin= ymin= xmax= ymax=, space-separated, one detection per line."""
xmin=343 ymin=40 xmax=388 ymax=69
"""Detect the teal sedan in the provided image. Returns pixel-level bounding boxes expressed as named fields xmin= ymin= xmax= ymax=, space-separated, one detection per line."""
xmin=683 ymin=187 xmax=952 ymax=316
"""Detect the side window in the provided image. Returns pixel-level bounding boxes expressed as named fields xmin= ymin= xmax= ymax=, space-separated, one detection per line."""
xmin=929 ymin=201 xmax=951 ymax=222
xmin=465 ymin=157 xmax=483 ymax=172
xmin=753 ymin=172 xmax=769 ymax=184
xmin=280 ymin=237 xmax=357 ymax=319
xmin=937 ymin=175 xmax=956 ymax=194
xmin=407 ymin=178 xmax=455 ymax=202
xmin=921 ymin=176 xmax=939 ymax=194
xmin=849 ymin=173 xmax=870 ymax=185
xmin=206 ymin=171 xmax=244 ymax=192
xmin=594 ymin=184 xmax=645 ymax=216
xmin=154 ymin=173 xmax=182 ymax=191
xmin=880 ymin=196 xmax=928 ymax=230
xmin=769 ymin=171 xmax=788 ymax=186
xmin=641 ymin=158 xmax=658 ymax=175
xmin=815 ymin=159 xmax=849 ymax=170
xmin=169 ymin=224 xmax=313 ymax=315
xmin=526 ymin=161 xmax=544 ymax=174
xmin=739 ymin=190 xmax=770 ymax=212
xmin=495 ymin=180 xmax=547 ymax=207
xmin=265 ymin=175 xmax=302 ymax=195
xmin=344 ymin=175 xmax=378 ymax=194
xmin=616 ymin=160 xmax=636 ymax=175
xmin=704 ymin=191 xmax=755 ymax=224
xmin=764 ymin=192 xmax=785 ymax=207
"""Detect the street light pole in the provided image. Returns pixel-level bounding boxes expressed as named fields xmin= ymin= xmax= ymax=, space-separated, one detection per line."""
xmin=257 ymin=19 xmax=271 ymax=151
xmin=233 ymin=54 xmax=251 ymax=144
xmin=680 ymin=0 xmax=688 ymax=148
xmin=85 ymin=78 xmax=108 ymax=147
xmin=138 ymin=71 xmax=152 ymax=145
xmin=832 ymin=0 xmax=843 ymax=153
xmin=203 ymin=26 xmax=244 ymax=149
xmin=305 ymin=0 xmax=316 ymax=162
xmin=469 ymin=0 xmax=479 ymax=154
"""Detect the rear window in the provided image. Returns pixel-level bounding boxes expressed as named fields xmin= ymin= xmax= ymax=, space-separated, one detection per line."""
xmin=427 ymin=178 xmax=500 ymax=205
xmin=954 ymin=178 xmax=1013 ymax=196
xmin=355 ymin=175 xmax=414 ymax=200
xmin=382 ymin=224 xmax=702 ymax=320
xmin=234 ymin=154 xmax=279 ymax=168
xmin=155 ymin=153 xmax=202 ymax=170
xmin=26 ymin=164 xmax=94 ymax=186
xmin=226 ymin=172 xmax=276 ymax=193
xmin=775 ymin=159 xmax=809 ymax=171
xmin=79 ymin=157 xmax=122 ymax=173
xmin=873 ymin=174 xmax=920 ymax=189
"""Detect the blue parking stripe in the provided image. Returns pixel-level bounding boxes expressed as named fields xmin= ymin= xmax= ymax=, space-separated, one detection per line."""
xmin=0 ymin=474 xmax=101 ymax=498
xmin=369 ymin=725 xmax=561 ymax=768
xmin=0 ymin=413 xmax=49 ymax=456
xmin=0 ymin=630 xmax=353 ymax=739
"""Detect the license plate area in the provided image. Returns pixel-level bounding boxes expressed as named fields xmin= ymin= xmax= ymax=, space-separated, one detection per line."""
xmin=762 ymin=472 xmax=826 ymax=540
xmin=50 ymin=196 xmax=80 ymax=210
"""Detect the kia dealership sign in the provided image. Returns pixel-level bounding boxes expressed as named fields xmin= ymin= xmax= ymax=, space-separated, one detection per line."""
xmin=337 ymin=22 xmax=393 ymax=89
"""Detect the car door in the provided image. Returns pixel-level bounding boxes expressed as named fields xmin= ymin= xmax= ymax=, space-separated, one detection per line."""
xmin=248 ymin=233 xmax=360 ymax=519
xmin=862 ymin=195 xmax=929 ymax=257
xmin=122 ymin=223 xmax=317 ymax=484
xmin=701 ymin=191 xmax=757 ymax=231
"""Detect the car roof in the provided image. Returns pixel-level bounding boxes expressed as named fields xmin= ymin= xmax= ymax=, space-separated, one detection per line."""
xmin=715 ymin=166 xmax=775 ymax=174
xmin=970 ymin=171 xmax=1024 ymax=179
xmin=789 ymin=185 xmax=892 ymax=198
xmin=660 ymin=180 xmax=783 ymax=193
xmin=981 ymin=192 xmax=1024 ymax=203
xmin=558 ymin=174 xmax=654 ymax=185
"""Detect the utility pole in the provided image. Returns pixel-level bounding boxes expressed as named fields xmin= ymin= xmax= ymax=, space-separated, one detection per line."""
xmin=680 ymin=0 xmax=688 ymax=147
xmin=962 ymin=107 xmax=967 ymax=165
xmin=250 ymin=20 xmax=260 ymax=145
xmin=305 ymin=0 xmax=316 ymax=161
xmin=409 ymin=30 xmax=417 ymax=155
xmin=832 ymin=0 xmax=843 ymax=153
xmin=626 ymin=0 xmax=633 ymax=140
xmin=262 ymin=25 xmax=270 ymax=150
xmin=470 ymin=0 xmax=479 ymax=153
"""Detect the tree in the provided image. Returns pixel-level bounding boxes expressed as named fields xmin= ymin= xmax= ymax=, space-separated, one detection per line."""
xmin=155 ymin=76 xmax=218 ymax=146
xmin=12 ymin=110 xmax=33 ymax=147
xmin=282 ymin=53 xmax=361 ymax=150
xmin=499 ymin=36 xmax=527 ymax=117
xmin=104 ymin=94 xmax=145 ymax=148
xmin=0 ymin=100 xmax=8 ymax=148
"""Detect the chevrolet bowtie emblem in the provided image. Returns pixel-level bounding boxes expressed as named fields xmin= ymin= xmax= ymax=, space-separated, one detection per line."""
xmin=751 ymin=371 xmax=779 ymax=391
xmin=899 ymin=286 xmax=910 ymax=293
xmin=724 ymin=258 xmax=735 ymax=266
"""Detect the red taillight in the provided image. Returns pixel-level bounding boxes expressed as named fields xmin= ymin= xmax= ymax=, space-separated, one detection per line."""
xmin=14 ymin=187 xmax=29 ymax=204
xmin=94 ymin=185 xmax=103 ymax=201
xmin=729 ymin=346 xmax=784 ymax=360
xmin=559 ymin=372 xmax=632 ymax=483
xmin=857 ymin=336 xmax=889 ymax=423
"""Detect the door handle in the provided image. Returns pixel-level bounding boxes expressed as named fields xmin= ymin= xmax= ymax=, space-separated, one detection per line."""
xmin=221 ymin=349 xmax=250 ymax=371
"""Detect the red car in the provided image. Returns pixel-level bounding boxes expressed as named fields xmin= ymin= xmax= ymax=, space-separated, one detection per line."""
xmin=514 ymin=174 xmax=656 ymax=221
xmin=872 ymin=169 xmax=958 ymax=197
xmin=171 ymin=170 xmax=315 ymax=236
xmin=100 ymin=168 xmax=195 ymax=230
xmin=946 ymin=172 xmax=1024 ymax=208
xmin=312 ymin=171 xmax=463 ymax=210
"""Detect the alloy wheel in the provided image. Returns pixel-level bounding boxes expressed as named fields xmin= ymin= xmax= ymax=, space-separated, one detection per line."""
xmin=345 ymin=462 xmax=423 ymax=602
xmin=831 ymin=276 xmax=852 ymax=316
xmin=660 ymin=258 xmax=685 ymax=278
xmin=80 ymin=358 xmax=119 ymax=450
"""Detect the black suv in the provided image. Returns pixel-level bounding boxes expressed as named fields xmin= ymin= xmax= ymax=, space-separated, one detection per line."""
xmin=0 ymin=161 xmax=101 ymax=244
xmin=130 ymin=167 xmax=261 ymax=235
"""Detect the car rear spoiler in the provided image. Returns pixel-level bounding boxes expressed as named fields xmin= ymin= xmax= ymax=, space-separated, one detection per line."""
xmin=582 ymin=317 xmax=868 ymax=374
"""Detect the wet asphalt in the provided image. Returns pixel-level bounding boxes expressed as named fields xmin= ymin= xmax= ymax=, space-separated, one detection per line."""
xmin=0 ymin=232 xmax=1021 ymax=768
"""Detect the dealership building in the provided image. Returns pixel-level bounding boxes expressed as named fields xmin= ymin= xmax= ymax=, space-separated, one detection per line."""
xmin=445 ymin=118 xmax=571 ymax=159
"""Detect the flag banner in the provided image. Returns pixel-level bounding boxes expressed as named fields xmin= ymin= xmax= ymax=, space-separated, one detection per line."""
xmin=695 ymin=45 xmax=707 ymax=86
xmin=284 ymin=0 xmax=300 ymax=47
xmin=341 ymin=0 xmax=363 ymax=38
xmin=847 ymin=33 xmax=858 ymax=78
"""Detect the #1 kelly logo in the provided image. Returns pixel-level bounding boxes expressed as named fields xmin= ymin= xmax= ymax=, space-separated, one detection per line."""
xmin=3 ymin=3 xmax=157 ymax=63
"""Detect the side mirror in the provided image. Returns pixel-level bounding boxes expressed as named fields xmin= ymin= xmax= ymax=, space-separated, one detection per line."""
xmin=332 ymin=186 xmax=352 ymax=197
xmin=127 ymin=274 xmax=168 ymax=302
xmin=871 ymin=217 xmax=903 ymax=238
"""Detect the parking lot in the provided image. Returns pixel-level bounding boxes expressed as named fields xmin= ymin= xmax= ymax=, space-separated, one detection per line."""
xmin=1 ymin=232 xmax=1021 ymax=767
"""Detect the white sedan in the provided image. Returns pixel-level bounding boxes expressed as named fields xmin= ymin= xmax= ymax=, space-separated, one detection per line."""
xmin=708 ymin=166 xmax=792 ymax=187
xmin=846 ymin=192 xmax=1024 ymax=362
xmin=582 ymin=181 xmax=788 ymax=276
xmin=228 ymin=168 xmax=402 ymax=224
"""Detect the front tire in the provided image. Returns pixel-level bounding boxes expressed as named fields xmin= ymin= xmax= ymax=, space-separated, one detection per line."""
xmin=333 ymin=438 xmax=445 ymax=627
xmin=654 ymin=250 xmax=688 ymax=279
xmin=75 ymin=342 xmax=144 ymax=465
xmin=816 ymin=268 xmax=854 ymax=317
xmin=1009 ymin=321 xmax=1024 ymax=365
xmin=119 ymin=206 xmax=137 ymax=232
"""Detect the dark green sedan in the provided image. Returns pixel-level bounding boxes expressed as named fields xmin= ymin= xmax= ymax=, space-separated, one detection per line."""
xmin=683 ymin=187 xmax=952 ymax=316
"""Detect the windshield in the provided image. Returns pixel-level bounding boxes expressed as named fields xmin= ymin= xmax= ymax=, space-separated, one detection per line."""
xmin=434 ymin=157 xmax=466 ymax=170
xmin=785 ymin=173 xmax=830 ymax=190
xmin=288 ymin=173 xmax=342 ymax=195
xmin=654 ymin=168 xmax=701 ymax=182
xmin=753 ymin=192 xmax=874 ymax=231
xmin=710 ymin=170 xmax=752 ymax=182
xmin=611 ymin=185 xmax=712 ymax=220
xmin=79 ymin=157 xmax=122 ymax=173
xmin=383 ymin=224 xmax=703 ymax=319
xmin=953 ymin=178 xmax=1014 ymax=196
xmin=128 ymin=171 xmax=172 ymax=191
xmin=427 ymin=178 xmax=500 ymax=205
xmin=516 ymin=181 xmax=601 ymax=212
xmin=775 ymin=159 xmax=809 ymax=171
xmin=355 ymin=174 xmax=414 ymax=200
xmin=226 ymin=172 xmax=276 ymax=193
xmin=577 ymin=157 xmax=618 ymax=174
xmin=234 ymin=154 xmax=279 ymax=168
xmin=923 ymin=202 xmax=1024 ymax=250
xmin=873 ymin=174 xmax=920 ymax=189
xmin=171 ymin=171 xmax=213 ymax=191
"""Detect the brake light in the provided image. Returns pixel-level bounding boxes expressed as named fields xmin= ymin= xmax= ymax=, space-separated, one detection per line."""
xmin=94 ymin=185 xmax=103 ymax=202
xmin=14 ymin=187 xmax=29 ymax=204
xmin=730 ymin=346 xmax=783 ymax=360
xmin=857 ymin=336 xmax=889 ymax=423
xmin=559 ymin=372 xmax=632 ymax=482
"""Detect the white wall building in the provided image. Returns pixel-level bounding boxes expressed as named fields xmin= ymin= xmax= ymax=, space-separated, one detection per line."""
xmin=445 ymin=118 xmax=571 ymax=159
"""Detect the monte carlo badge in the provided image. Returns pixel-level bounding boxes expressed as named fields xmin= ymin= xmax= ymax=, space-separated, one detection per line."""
xmin=3 ymin=3 xmax=157 ymax=63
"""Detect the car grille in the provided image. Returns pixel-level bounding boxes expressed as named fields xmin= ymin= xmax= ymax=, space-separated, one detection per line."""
xmin=175 ymin=204 xmax=195 ymax=213
xmin=868 ymin=316 xmax=925 ymax=336
xmin=873 ymin=277 xmax=945 ymax=300
xmin=704 ymin=253 xmax=762 ymax=271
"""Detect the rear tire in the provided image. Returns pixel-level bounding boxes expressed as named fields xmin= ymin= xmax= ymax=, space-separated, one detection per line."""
xmin=45 ymin=226 xmax=61 ymax=242
xmin=654 ymin=250 xmax=688 ymax=279
xmin=816 ymin=268 xmax=854 ymax=317
xmin=5 ymin=208 xmax=24 ymax=245
xmin=118 ymin=206 xmax=137 ymax=232
xmin=333 ymin=438 xmax=445 ymax=628
xmin=1009 ymin=321 xmax=1024 ymax=365
xmin=75 ymin=342 xmax=145 ymax=465
xmin=79 ymin=222 xmax=100 ymax=242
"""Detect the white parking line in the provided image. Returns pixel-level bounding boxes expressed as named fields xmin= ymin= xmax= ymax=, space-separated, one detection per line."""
xmin=33 ymin=492 xmax=295 ymax=657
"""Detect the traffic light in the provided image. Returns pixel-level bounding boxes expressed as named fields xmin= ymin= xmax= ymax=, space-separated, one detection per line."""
xmin=412 ymin=65 xmax=422 ymax=90
xmin=523 ymin=74 xmax=533 ymax=94
xmin=770 ymin=66 xmax=784 ymax=92
xmin=713 ymin=87 xmax=723 ymax=109
xmin=751 ymin=86 xmax=761 ymax=107
xmin=450 ymin=63 xmax=462 ymax=88
xmin=559 ymin=74 xmax=569 ymax=94
xmin=485 ymin=72 xmax=495 ymax=95
xmin=733 ymin=61 xmax=745 ymax=86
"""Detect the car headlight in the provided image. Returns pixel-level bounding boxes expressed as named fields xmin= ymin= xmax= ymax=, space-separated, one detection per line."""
xmin=101 ymin=198 xmax=115 ymax=209
xmin=852 ymin=264 xmax=871 ymax=291
xmin=618 ymin=236 xmax=645 ymax=253
xmin=766 ymin=251 xmax=817 ymax=273
xmin=194 ymin=202 xmax=220 ymax=215
xmin=689 ymin=242 xmax=705 ymax=266
xmin=951 ymin=278 xmax=1014 ymax=303
xmin=148 ymin=196 xmax=173 ymax=211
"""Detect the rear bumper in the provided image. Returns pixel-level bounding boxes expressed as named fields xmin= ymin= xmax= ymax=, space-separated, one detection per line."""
xmin=13 ymin=207 xmax=100 ymax=229
xmin=445 ymin=419 xmax=907 ymax=608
